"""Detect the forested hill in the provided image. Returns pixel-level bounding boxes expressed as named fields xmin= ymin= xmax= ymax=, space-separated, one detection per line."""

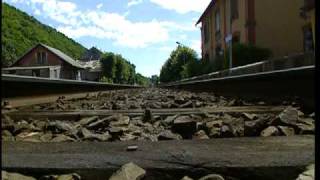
xmin=1 ymin=3 xmax=87 ymax=66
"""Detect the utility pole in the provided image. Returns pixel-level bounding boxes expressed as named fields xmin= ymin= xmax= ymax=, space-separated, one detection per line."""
xmin=229 ymin=0 xmax=233 ymax=70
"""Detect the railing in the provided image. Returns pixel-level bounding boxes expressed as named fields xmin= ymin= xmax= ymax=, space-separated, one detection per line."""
xmin=162 ymin=52 xmax=315 ymax=86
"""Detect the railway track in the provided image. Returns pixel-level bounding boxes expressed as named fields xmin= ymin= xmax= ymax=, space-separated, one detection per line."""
xmin=1 ymin=88 xmax=315 ymax=180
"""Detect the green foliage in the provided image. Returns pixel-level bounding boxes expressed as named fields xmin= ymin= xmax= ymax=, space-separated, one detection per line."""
xmin=160 ymin=45 xmax=200 ymax=83
xmin=1 ymin=3 xmax=87 ymax=66
xmin=225 ymin=43 xmax=272 ymax=68
xmin=151 ymin=75 xmax=160 ymax=85
xmin=135 ymin=73 xmax=150 ymax=86
xmin=100 ymin=52 xmax=149 ymax=86
xmin=99 ymin=76 xmax=113 ymax=83
xmin=159 ymin=43 xmax=272 ymax=83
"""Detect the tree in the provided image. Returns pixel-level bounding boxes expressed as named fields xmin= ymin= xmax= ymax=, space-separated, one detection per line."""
xmin=160 ymin=45 xmax=199 ymax=82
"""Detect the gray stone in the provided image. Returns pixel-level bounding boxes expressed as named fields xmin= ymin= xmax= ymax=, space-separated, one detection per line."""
xmin=57 ymin=174 xmax=81 ymax=180
xmin=198 ymin=174 xmax=225 ymax=180
xmin=220 ymin=125 xmax=234 ymax=137
xmin=142 ymin=109 xmax=154 ymax=123
xmin=120 ymin=133 xmax=137 ymax=141
xmin=158 ymin=130 xmax=182 ymax=140
xmin=209 ymin=127 xmax=221 ymax=138
xmin=296 ymin=164 xmax=314 ymax=180
xmin=260 ymin=126 xmax=280 ymax=137
xmin=87 ymin=117 xmax=110 ymax=129
xmin=109 ymin=127 xmax=124 ymax=139
xmin=296 ymin=123 xmax=314 ymax=135
xmin=179 ymin=101 xmax=193 ymax=108
xmin=51 ymin=134 xmax=76 ymax=142
xmin=278 ymin=126 xmax=295 ymax=136
xmin=193 ymin=130 xmax=209 ymax=140
xmin=110 ymin=115 xmax=130 ymax=126
xmin=163 ymin=115 xmax=179 ymax=126
xmin=181 ymin=176 xmax=193 ymax=180
xmin=2 ymin=171 xmax=36 ymax=180
xmin=241 ymin=113 xmax=258 ymax=121
xmin=109 ymin=162 xmax=146 ymax=180
xmin=172 ymin=116 xmax=197 ymax=139
xmin=78 ymin=116 xmax=99 ymax=126
xmin=244 ymin=118 xmax=269 ymax=136
xmin=205 ymin=120 xmax=223 ymax=130
xmin=40 ymin=133 xmax=53 ymax=142
xmin=47 ymin=121 xmax=74 ymax=133
xmin=271 ymin=106 xmax=299 ymax=126
xmin=81 ymin=128 xmax=111 ymax=141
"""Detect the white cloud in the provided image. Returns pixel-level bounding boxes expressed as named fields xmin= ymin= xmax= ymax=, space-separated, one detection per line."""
xmin=96 ymin=3 xmax=103 ymax=9
xmin=128 ymin=0 xmax=143 ymax=7
xmin=34 ymin=9 xmax=41 ymax=15
xmin=149 ymin=0 xmax=211 ymax=14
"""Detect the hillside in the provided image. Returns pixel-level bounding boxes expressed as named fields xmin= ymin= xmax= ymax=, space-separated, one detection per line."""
xmin=1 ymin=3 xmax=87 ymax=66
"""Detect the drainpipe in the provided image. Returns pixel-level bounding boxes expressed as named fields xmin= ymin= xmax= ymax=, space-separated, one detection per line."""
xmin=229 ymin=0 xmax=233 ymax=71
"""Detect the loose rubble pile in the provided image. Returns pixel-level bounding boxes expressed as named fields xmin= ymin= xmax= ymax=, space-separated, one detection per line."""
xmin=17 ymin=89 xmax=254 ymax=111
xmin=2 ymin=105 xmax=314 ymax=142
xmin=2 ymin=162 xmax=315 ymax=180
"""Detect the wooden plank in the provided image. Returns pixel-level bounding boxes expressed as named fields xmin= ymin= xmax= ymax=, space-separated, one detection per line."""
xmin=2 ymin=136 xmax=314 ymax=180
xmin=6 ymin=106 xmax=285 ymax=120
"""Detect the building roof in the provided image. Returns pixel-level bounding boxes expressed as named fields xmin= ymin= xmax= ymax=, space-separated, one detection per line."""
xmin=196 ymin=0 xmax=216 ymax=25
xmin=12 ymin=43 xmax=85 ymax=69
xmin=2 ymin=65 xmax=61 ymax=70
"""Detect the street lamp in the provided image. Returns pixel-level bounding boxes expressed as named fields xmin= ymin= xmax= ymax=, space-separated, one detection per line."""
xmin=176 ymin=42 xmax=186 ymax=64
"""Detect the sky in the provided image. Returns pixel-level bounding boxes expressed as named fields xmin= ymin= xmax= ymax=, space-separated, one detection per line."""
xmin=4 ymin=0 xmax=211 ymax=77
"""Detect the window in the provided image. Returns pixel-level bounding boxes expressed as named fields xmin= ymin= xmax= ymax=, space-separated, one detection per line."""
xmin=231 ymin=0 xmax=239 ymax=20
xmin=37 ymin=52 xmax=47 ymax=64
xmin=303 ymin=25 xmax=314 ymax=52
xmin=204 ymin=22 xmax=209 ymax=43
xmin=215 ymin=10 xmax=221 ymax=32
xmin=32 ymin=70 xmax=40 ymax=77
xmin=54 ymin=70 xmax=58 ymax=78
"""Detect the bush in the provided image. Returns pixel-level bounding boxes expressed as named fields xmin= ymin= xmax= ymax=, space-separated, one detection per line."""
xmin=225 ymin=43 xmax=272 ymax=68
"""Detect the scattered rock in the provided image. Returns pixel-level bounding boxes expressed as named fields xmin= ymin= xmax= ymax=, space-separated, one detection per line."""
xmin=296 ymin=164 xmax=314 ymax=180
xmin=181 ymin=176 xmax=193 ymax=180
xmin=198 ymin=174 xmax=225 ymax=180
xmin=51 ymin=134 xmax=76 ymax=142
xmin=220 ymin=125 xmax=234 ymax=137
xmin=158 ymin=130 xmax=182 ymax=140
xmin=126 ymin=145 xmax=138 ymax=151
xmin=142 ymin=109 xmax=154 ymax=123
xmin=172 ymin=116 xmax=197 ymax=139
xmin=179 ymin=101 xmax=193 ymax=108
xmin=109 ymin=127 xmax=124 ymax=139
xmin=81 ymin=128 xmax=111 ymax=141
xmin=270 ymin=106 xmax=299 ymax=126
xmin=241 ymin=113 xmax=258 ymax=121
xmin=2 ymin=171 xmax=36 ymax=180
xmin=109 ymin=162 xmax=146 ymax=180
xmin=244 ymin=118 xmax=269 ymax=136
xmin=78 ymin=116 xmax=99 ymax=126
xmin=193 ymin=130 xmax=209 ymax=140
xmin=260 ymin=126 xmax=280 ymax=137
xmin=278 ymin=126 xmax=295 ymax=136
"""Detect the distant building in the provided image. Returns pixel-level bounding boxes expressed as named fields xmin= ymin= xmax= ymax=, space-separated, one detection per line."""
xmin=196 ymin=0 xmax=308 ymax=62
xmin=2 ymin=43 xmax=85 ymax=80
xmin=300 ymin=0 xmax=315 ymax=52
xmin=80 ymin=47 xmax=103 ymax=62
xmin=79 ymin=60 xmax=103 ymax=81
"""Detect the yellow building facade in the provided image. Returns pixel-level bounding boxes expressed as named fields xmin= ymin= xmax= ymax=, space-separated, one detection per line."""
xmin=197 ymin=0 xmax=309 ymax=63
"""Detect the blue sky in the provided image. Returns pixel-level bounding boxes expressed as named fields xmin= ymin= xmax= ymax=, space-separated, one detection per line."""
xmin=4 ymin=0 xmax=211 ymax=77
